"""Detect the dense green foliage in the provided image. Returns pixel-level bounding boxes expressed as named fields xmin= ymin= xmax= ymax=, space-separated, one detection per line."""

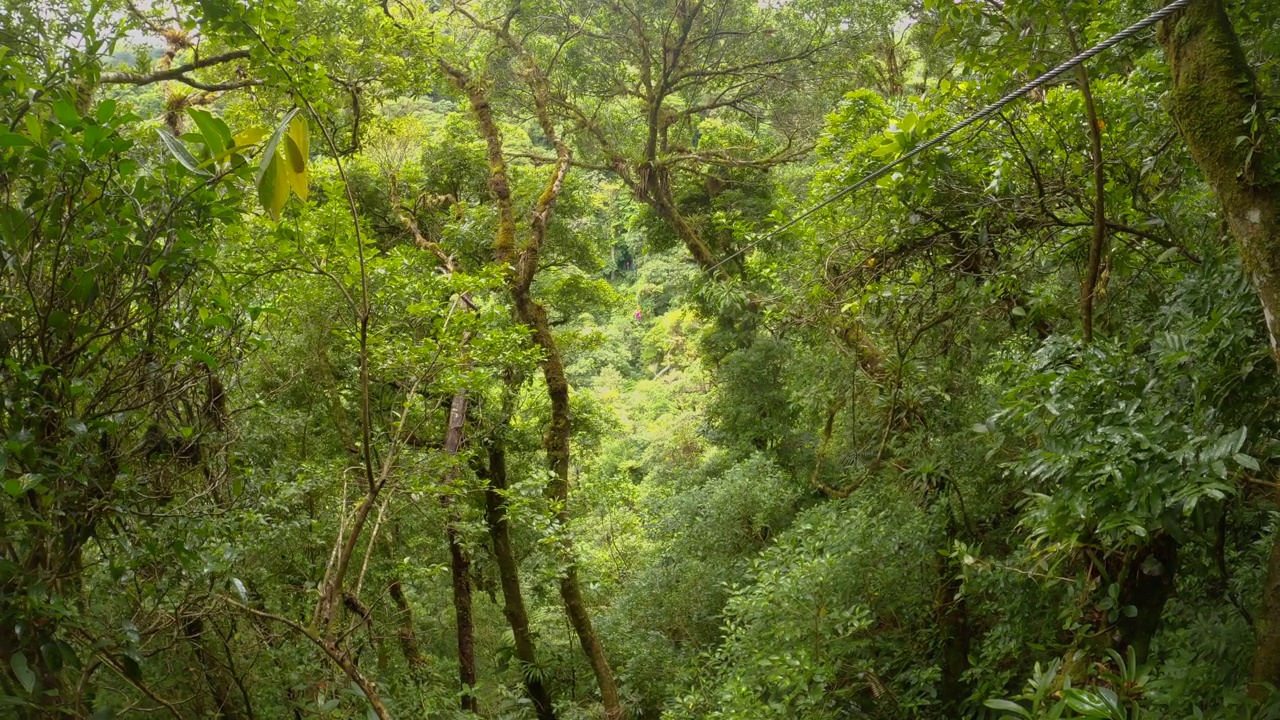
xmin=3 ymin=0 xmax=1280 ymax=718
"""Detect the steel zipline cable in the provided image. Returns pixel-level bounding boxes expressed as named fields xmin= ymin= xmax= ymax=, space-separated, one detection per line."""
xmin=709 ymin=0 xmax=1194 ymax=274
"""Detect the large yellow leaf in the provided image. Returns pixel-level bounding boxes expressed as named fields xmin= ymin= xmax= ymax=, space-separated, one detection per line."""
xmin=283 ymin=136 xmax=308 ymax=201
xmin=232 ymin=127 xmax=267 ymax=149
xmin=257 ymin=153 xmax=289 ymax=221
xmin=284 ymin=114 xmax=309 ymax=201
xmin=254 ymin=109 xmax=299 ymax=221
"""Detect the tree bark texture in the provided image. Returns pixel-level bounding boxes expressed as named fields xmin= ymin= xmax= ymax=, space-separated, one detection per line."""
xmin=1159 ymin=0 xmax=1280 ymax=690
xmin=1072 ymin=54 xmax=1108 ymax=343
xmin=482 ymin=440 xmax=558 ymax=720
xmin=442 ymin=59 xmax=623 ymax=718
xmin=441 ymin=392 xmax=479 ymax=712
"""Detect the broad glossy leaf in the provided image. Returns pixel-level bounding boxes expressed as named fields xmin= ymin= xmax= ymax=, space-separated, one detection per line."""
xmin=95 ymin=99 xmax=117 ymax=124
xmin=1234 ymin=452 xmax=1260 ymax=471
xmin=157 ymin=130 xmax=210 ymax=176
xmin=187 ymin=108 xmax=231 ymax=157
xmin=255 ymin=108 xmax=298 ymax=189
xmin=10 ymin=651 xmax=34 ymax=693
xmin=1061 ymin=689 xmax=1111 ymax=718
xmin=0 ymin=133 xmax=34 ymax=148
xmin=52 ymin=98 xmax=79 ymax=127
xmin=40 ymin=641 xmax=62 ymax=673
xmin=983 ymin=699 xmax=1030 ymax=718
xmin=24 ymin=114 xmax=42 ymax=145
xmin=199 ymin=126 xmax=267 ymax=169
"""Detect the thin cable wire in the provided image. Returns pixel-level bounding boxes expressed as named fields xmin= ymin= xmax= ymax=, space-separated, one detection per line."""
xmin=709 ymin=0 xmax=1193 ymax=274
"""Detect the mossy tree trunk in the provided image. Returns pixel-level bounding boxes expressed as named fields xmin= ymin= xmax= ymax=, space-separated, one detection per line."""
xmin=481 ymin=436 xmax=559 ymax=720
xmin=441 ymin=392 xmax=478 ymax=713
xmin=440 ymin=58 xmax=625 ymax=720
xmin=1159 ymin=0 xmax=1280 ymax=690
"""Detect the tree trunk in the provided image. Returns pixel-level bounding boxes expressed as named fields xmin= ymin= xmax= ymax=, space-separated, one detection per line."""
xmin=1117 ymin=535 xmax=1178 ymax=665
xmin=1159 ymin=0 xmax=1280 ymax=690
xmin=1068 ymin=26 xmax=1108 ymax=343
xmin=444 ymin=56 xmax=624 ymax=720
xmin=510 ymin=292 xmax=625 ymax=720
xmin=1258 ymin=505 xmax=1280 ymax=688
xmin=645 ymin=171 xmax=721 ymax=274
xmin=389 ymin=579 xmax=426 ymax=672
xmin=481 ymin=439 xmax=558 ymax=720
xmin=441 ymin=392 xmax=479 ymax=712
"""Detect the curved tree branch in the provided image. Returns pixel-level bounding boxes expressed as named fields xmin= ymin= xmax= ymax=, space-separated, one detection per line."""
xmin=100 ymin=49 xmax=258 ymax=88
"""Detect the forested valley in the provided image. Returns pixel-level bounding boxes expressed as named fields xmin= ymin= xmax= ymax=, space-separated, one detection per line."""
xmin=3 ymin=0 xmax=1280 ymax=718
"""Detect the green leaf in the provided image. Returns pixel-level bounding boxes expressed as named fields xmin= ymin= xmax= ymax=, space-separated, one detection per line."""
xmin=1234 ymin=452 xmax=1260 ymax=471
xmin=68 ymin=270 xmax=98 ymax=304
xmin=24 ymin=114 xmax=42 ymax=145
xmin=0 ymin=133 xmax=34 ymax=148
xmin=187 ymin=347 xmax=219 ymax=370
xmin=156 ymin=130 xmax=211 ymax=176
xmin=201 ymin=126 xmax=265 ymax=168
xmin=10 ymin=651 xmax=35 ymax=693
xmin=255 ymin=109 xmax=298 ymax=189
xmin=983 ymin=699 xmax=1030 ymax=718
xmin=52 ymin=98 xmax=80 ymax=127
xmin=1061 ymin=689 xmax=1110 ymax=717
xmin=872 ymin=140 xmax=899 ymax=158
xmin=187 ymin=108 xmax=230 ymax=157
xmin=40 ymin=641 xmax=62 ymax=673
xmin=54 ymin=640 xmax=80 ymax=671
xmin=96 ymin=99 xmax=117 ymax=124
